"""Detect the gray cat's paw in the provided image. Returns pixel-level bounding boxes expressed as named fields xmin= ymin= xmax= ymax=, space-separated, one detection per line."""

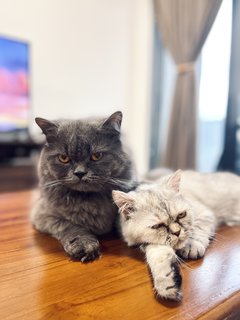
xmin=63 ymin=236 xmax=101 ymax=262
xmin=177 ymin=240 xmax=206 ymax=260
xmin=154 ymin=262 xmax=182 ymax=302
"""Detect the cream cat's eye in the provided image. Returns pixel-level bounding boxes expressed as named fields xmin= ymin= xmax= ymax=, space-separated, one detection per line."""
xmin=90 ymin=152 xmax=103 ymax=161
xmin=58 ymin=154 xmax=70 ymax=164
xmin=178 ymin=211 xmax=187 ymax=219
xmin=151 ymin=223 xmax=165 ymax=229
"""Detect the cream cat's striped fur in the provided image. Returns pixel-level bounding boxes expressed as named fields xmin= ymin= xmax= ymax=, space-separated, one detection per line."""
xmin=112 ymin=170 xmax=240 ymax=301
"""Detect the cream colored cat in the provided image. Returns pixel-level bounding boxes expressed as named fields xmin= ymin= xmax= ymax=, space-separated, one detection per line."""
xmin=112 ymin=170 xmax=240 ymax=301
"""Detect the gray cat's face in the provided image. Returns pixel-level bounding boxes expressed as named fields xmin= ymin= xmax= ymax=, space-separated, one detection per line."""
xmin=36 ymin=112 xmax=132 ymax=192
xmin=113 ymin=171 xmax=193 ymax=249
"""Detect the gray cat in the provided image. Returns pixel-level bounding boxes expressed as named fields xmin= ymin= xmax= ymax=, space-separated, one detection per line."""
xmin=112 ymin=170 xmax=240 ymax=301
xmin=31 ymin=111 xmax=135 ymax=262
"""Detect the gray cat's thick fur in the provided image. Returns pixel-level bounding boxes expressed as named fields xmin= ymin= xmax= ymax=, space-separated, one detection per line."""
xmin=31 ymin=111 xmax=135 ymax=262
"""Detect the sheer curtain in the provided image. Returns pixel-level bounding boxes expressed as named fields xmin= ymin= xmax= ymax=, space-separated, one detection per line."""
xmin=154 ymin=0 xmax=222 ymax=169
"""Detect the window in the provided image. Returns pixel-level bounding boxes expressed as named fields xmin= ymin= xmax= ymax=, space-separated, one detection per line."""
xmin=198 ymin=0 xmax=232 ymax=172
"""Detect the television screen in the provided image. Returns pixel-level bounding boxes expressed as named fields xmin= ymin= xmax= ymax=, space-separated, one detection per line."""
xmin=0 ymin=36 xmax=30 ymax=135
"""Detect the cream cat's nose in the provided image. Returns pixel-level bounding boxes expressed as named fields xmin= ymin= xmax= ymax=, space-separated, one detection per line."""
xmin=169 ymin=223 xmax=181 ymax=236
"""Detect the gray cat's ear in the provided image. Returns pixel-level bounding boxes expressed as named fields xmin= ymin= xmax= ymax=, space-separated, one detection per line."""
xmin=112 ymin=190 xmax=135 ymax=219
xmin=102 ymin=111 xmax=122 ymax=133
xmin=167 ymin=170 xmax=181 ymax=192
xmin=35 ymin=117 xmax=58 ymax=136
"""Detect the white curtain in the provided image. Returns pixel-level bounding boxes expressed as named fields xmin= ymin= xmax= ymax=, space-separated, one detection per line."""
xmin=154 ymin=0 xmax=223 ymax=169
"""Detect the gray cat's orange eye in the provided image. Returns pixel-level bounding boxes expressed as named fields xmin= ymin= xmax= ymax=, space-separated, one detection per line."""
xmin=58 ymin=154 xmax=70 ymax=164
xmin=178 ymin=211 xmax=187 ymax=219
xmin=90 ymin=152 xmax=103 ymax=161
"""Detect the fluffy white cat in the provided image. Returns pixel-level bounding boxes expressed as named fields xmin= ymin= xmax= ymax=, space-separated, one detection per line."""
xmin=112 ymin=170 xmax=240 ymax=301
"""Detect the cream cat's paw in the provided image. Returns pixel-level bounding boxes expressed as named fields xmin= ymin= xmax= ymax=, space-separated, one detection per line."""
xmin=153 ymin=262 xmax=182 ymax=301
xmin=177 ymin=240 xmax=206 ymax=260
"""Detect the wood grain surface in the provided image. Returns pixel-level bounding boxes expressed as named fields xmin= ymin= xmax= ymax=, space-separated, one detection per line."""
xmin=0 ymin=190 xmax=240 ymax=320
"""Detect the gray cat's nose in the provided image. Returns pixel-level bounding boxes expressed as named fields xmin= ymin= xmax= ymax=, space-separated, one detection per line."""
xmin=74 ymin=171 xmax=87 ymax=179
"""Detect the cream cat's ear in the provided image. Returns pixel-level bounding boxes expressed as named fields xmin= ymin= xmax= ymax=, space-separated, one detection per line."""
xmin=102 ymin=111 xmax=122 ymax=133
xmin=112 ymin=190 xmax=135 ymax=219
xmin=167 ymin=170 xmax=182 ymax=192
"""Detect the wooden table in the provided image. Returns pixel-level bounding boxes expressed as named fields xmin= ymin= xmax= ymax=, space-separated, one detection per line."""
xmin=0 ymin=190 xmax=240 ymax=320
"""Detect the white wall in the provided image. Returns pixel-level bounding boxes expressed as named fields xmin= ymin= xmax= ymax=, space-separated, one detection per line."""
xmin=0 ymin=0 xmax=153 ymax=175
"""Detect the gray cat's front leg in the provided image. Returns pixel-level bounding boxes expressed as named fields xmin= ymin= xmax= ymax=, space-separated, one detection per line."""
xmin=60 ymin=226 xmax=100 ymax=262
xmin=31 ymin=201 xmax=100 ymax=262
xmin=145 ymin=244 xmax=182 ymax=301
xmin=178 ymin=203 xmax=216 ymax=260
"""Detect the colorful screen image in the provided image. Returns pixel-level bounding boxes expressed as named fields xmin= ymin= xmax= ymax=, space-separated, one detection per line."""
xmin=0 ymin=36 xmax=29 ymax=132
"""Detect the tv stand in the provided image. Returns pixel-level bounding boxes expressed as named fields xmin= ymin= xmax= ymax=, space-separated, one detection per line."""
xmin=0 ymin=140 xmax=42 ymax=163
xmin=0 ymin=141 xmax=43 ymax=192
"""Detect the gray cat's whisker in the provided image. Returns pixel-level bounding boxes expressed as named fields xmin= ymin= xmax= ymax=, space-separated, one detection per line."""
xmin=43 ymin=177 xmax=72 ymax=185
xmin=107 ymin=177 xmax=136 ymax=186
xmin=41 ymin=182 xmax=61 ymax=188
xmin=41 ymin=177 xmax=74 ymax=189
xmin=89 ymin=177 xmax=137 ymax=192
xmin=43 ymin=179 xmax=71 ymax=186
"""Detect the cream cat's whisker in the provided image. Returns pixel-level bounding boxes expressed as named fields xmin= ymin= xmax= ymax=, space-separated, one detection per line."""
xmin=213 ymin=232 xmax=226 ymax=240
xmin=190 ymin=229 xmax=220 ymax=243
xmin=176 ymin=255 xmax=193 ymax=270
xmin=208 ymin=236 xmax=219 ymax=243
xmin=188 ymin=228 xmax=213 ymax=239
xmin=208 ymin=233 xmax=226 ymax=244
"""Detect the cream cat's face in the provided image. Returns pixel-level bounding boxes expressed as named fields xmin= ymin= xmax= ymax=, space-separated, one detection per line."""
xmin=113 ymin=170 xmax=193 ymax=250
